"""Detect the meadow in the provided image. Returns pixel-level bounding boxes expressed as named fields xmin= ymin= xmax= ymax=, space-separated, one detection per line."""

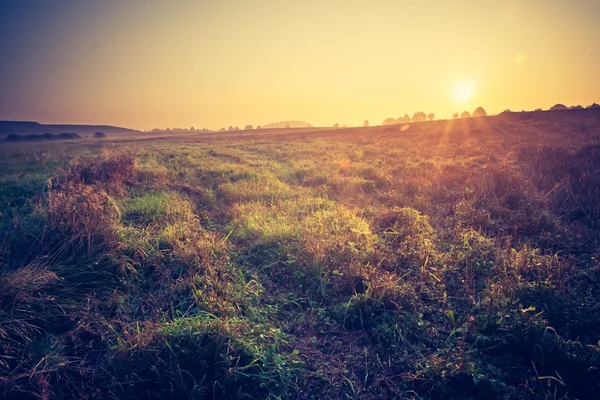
xmin=1 ymin=109 xmax=599 ymax=399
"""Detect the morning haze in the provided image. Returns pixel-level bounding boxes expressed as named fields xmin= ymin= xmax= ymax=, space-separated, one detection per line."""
xmin=1 ymin=0 xmax=599 ymax=130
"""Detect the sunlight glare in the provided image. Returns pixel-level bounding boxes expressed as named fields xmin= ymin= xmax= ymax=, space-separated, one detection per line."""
xmin=452 ymin=82 xmax=475 ymax=103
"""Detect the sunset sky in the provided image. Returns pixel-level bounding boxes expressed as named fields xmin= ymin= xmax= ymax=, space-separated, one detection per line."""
xmin=1 ymin=0 xmax=599 ymax=130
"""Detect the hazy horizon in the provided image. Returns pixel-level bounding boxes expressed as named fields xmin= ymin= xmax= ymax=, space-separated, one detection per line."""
xmin=1 ymin=0 xmax=599 ymax=131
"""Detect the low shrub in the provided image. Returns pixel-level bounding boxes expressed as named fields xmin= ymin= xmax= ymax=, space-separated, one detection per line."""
xmin=47 ymin=181 xmax=119 ymax=250
xmin=59 ymin=152 xmax=137 ymax=195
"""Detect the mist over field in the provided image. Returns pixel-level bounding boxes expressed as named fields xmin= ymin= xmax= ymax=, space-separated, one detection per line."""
xmin=1 ymin=1 xmax=600 ymax=399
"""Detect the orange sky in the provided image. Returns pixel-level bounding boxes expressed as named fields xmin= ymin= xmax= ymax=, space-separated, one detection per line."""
xmin=1 ymin=0 xmax=599 ymax=130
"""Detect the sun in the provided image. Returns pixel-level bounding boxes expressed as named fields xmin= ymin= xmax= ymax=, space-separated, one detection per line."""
xmin=452 ymin=82 xmax=475 ymax=103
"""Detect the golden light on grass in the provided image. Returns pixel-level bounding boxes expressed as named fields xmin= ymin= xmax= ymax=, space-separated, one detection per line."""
xmin=339 ymin=159 xmax=351 ymax=169
xmin=452 ymin=82 xmax=475 ymax=103
xmin=3 ymin=111 xmax=600 ymax=398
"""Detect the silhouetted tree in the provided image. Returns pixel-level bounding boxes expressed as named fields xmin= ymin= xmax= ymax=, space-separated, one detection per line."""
xmin=403 ymin=114 xmax=411 ymax=123
xmin=228 ymin=126 xmax=234 ymax=131
xmin=245 ymin=125 xmax=253 ymax=130
xmin=570 ymin=105 xmax=583 ymax=110
xmin=412 ymin=111 xmax=427 ymax=122
xmin=427 ymin=113 xmax=435 ymax=121
xmin=234 ymin=126 xmax=239 ymax=130
xmin=472 ymin=107 xmax=487 ymax=117
xmin=452 ymin=112 xmax=459 ymax=119
xmin=534 ymin=108 xmax=543 ymax=112
xmin=382 ymin=118 xmax=397 ymax=125
xmin=257 ymin=125 xmax=262 ymax=129
xmin=588 ymin=103 xmax=600 ymax=109
xmin=364 ymin=120 xmax=369 ymax=127
xmin=219 ymin=128 xmax=226 ymax=132
xmin=461 ymin=111 xmax=471 ymax=118
xmin=550 ymin=104 xmax=567 ymax=111
xmin=285 ymin=124 xmax=291 ymax=128
xmin=333 ymin=123 xmax=339 ymax=128
xmin=501 ymin=109 xmax=512 ymax=114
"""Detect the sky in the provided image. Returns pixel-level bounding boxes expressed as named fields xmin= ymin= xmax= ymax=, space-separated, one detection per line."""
xmin=1 ymin=0 xmax=599 ymax=130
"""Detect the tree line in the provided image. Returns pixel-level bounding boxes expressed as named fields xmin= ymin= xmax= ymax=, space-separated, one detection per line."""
xmin=452 ymin=107 xmax=487 ymax=119
xmin=149 ymin=103 xmax=599 ymax=133
xmin=382 ymin=112 xmax=437 ymax=126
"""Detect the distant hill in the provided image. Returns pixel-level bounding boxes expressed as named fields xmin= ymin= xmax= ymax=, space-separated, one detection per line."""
xmin=261 ymin=121 xmax=313 ymax=129
xmin=0 ymin=121 xmax=141 ymax=136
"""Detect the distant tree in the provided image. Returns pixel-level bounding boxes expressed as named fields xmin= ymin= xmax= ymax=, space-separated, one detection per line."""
xmin=412 ymin=111 xmax=427 ymax=122
xmin=403 ymin=114 xmax=411 ymax=123
xmin=285 ymin=124 xmax=291 ymax=128
xmin=333 ymin=123 xmax=339 ymax=128
xmin=190 ymin=126 xmax=195 ymax=131
xmin=472 ymin=107 xmax=487 ymax=117
xmin=587 ymin=103 xmax=600 ymax=109
xmin=427 ymin=113 xmax=435 ymax=121
xmin=501 ymin=109 xmax=512 ymax=114
xmin=219 ymin=128 xmax=226 ymax=132
xmin=461 ymin=111 xmax=471 ymax=118
xmin=166 ymin=127 xmax=171 ymax=131
xmin=234 ymin=126 xmax=239 ymax=130
xmin=228 ymin=126 xmax=234 ymax=131
xmin=245 ymin=125 xmax=253 ymax=130
xmin=534 ymin=108 xmax=543 ymax=112
xmin=452 ymin=112 xmax=459 ymax=119
xmin=570 ymin=105 xmax=583 ymax=110
xmin=549 ymin=104 xmax=567 ymax=111
xmin=256 ymin=125 xmax=262 ymax=129
xmin=364 ymin=120 xmax=369 ymax=127
xmin=382 ymin=118 xmax=397 ymax=125
xmin=93 ymin=132 xmax=106 ymax=138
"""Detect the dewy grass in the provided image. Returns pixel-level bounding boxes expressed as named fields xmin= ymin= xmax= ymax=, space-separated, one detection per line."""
xmin=1 ymin=113 xmax=600 ymax=399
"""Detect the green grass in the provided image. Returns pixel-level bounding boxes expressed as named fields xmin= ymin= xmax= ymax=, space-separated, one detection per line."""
xmin=1 ymin=111 xmax=600 ymax=399
xmin=121 ymin=191 xmax=194 ymax=224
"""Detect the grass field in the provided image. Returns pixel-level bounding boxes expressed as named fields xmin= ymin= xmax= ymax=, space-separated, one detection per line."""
xmin=1 ymin=109 xmax=600 ymax=399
